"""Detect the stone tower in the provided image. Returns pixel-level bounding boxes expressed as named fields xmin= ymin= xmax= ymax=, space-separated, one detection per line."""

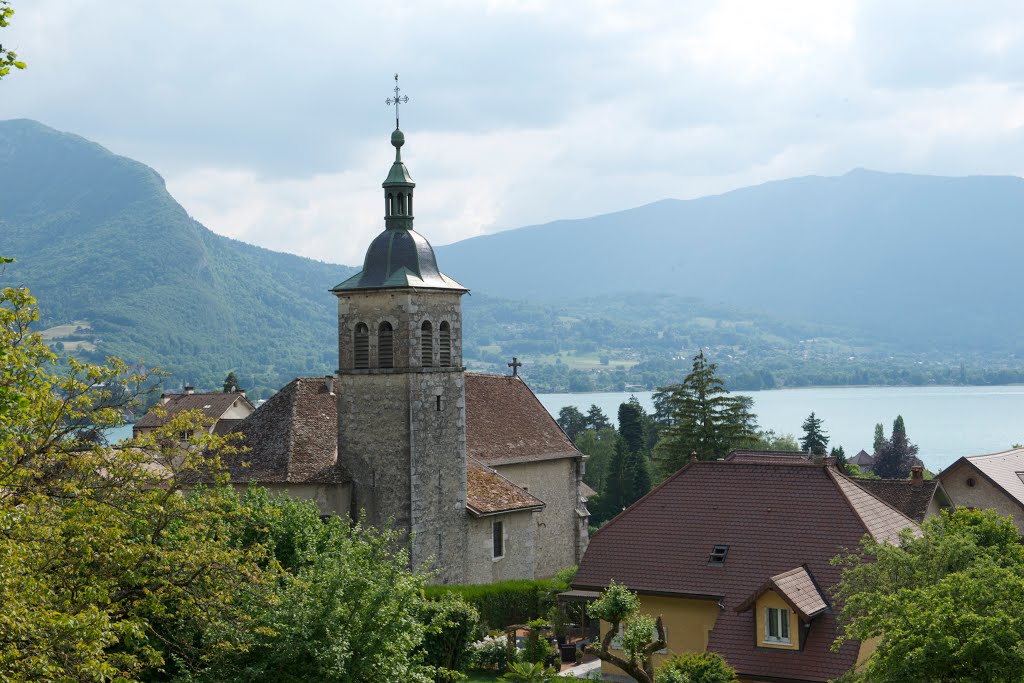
xmin=331 ymin=125 xmax=470 ymax=584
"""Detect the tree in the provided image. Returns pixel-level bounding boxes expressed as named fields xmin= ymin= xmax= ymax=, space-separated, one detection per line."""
xmin=575 ymin=426 xmax=618 ymax=490
xmin=586 ymin=404 xmax=612 ymax=431
xmin=586 ymin=581 xmax=665 ymax=683
xmin=223 ymin=370 xmax=239 ymax=393
xmin=873 ymin=415 xmax=919 ymax=479
xmin=0 ymin=1 xmax=26 ymax=79
xmin=833 ymin=508 xmax=1024 ymax=682
xmin=800 ymin=412 xmax=830 ymax=455
xmin=748 ymin=429 xmax=800 ymax=451
xmin=617 ymin=397 xmax=647 ymax=454
xmin=652 ymin=351 xmax=758 ymax=477
xmin=418 ymin=594 xmax=479 ymax=682
xmin=830 ymin=445 xmax=848 ymax=472
xmin=872 ymin=423 xmax=885 ymax=453
xmin=556 ymin=405 xmax=587 ymax=442
xmin=657 ymin=652 xmax=737 ymax=683
xmin=591 ymin=436 xmax=628 ymax=525
xmin=623 ymin=444 xmax=651 ymax=507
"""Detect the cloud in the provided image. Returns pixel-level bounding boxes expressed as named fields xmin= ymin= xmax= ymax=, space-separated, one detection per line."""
xmin=5 ymin=1 xmax=1024 ymax=265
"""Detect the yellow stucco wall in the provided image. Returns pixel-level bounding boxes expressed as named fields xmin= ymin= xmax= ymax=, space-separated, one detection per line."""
xmin=753 ymin=590 xmax=800 ymax=651
xmin=600 ymin=594 xmax=720 ymax=678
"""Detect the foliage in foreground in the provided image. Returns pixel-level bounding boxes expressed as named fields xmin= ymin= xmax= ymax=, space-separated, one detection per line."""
xmin=0 ymin=1 xmax=27 ymax=79
xmin=586 ymin=581 xmax=665 ymax=683
xmin=0 ymin=279 xmax=443 ymax=682
xmin=656 ymin=651 xmax=737 ymax=683
xmin=832 ymin=508 xmax=1024 ymax=682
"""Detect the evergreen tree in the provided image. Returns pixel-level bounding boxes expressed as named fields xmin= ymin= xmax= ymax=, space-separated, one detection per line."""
xmin=223 ymin=371 xmax=240 ymax=393
xmin=617 ymin=397 xmax=647 ymax=454
xmin=873 ymin=415 xmax=919 ymax=479
xmin=575 ymin=426 xmax=618 ymax=490
xmin=800 ymin=412 xmax=830 ymax=455
xmin=830 ymin=445 xmax=848 ymax=472
xmin=592 ymin=436 xmax=629 ymax=524
xmin=586 ymin=404 xmax=612 ymax=431
xmin=652 ymin=351 xmax=758 ymax=477
xmin=623 ymin=447 xmax=651 ymax=507
xmin=556 ymin=405 xmax=587 ymax=442
xmin=873 ymin=423 xmax=885 ymax=453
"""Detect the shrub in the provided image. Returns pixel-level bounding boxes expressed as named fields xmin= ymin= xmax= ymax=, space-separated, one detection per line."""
xmin=419 ymin=593 xmax=480 ymax=680
xmin=656 ymin=651 xmax=737 ymax=683
xmin=471 ymin=635 xmax=515 ymax=672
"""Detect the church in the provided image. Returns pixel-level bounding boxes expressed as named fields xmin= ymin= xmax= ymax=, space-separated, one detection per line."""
xmin=222 ymin=119 xmax=589 ymax=584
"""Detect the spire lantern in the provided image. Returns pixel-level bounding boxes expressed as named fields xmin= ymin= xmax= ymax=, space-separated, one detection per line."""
xmin=383 ymin=73 xmax=415 ymax=230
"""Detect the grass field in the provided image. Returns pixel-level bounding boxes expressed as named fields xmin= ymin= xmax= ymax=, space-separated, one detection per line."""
xmin=464 ymin=671 xmax=503 ymax=682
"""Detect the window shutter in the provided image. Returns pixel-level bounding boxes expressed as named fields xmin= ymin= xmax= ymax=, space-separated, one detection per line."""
xmin=421 ymin=321 xmax=433 ymax=367
xmin=439 ymin=321 xmax=452 ymax=367
xmin=354 ymin=323 xmax=369 ymax=369
xmin=378 ymin=322 xmax=394 ymax=368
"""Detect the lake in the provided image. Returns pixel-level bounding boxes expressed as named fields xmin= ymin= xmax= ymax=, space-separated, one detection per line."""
xmin=536 ymin=385 xmax=1024 ymax=472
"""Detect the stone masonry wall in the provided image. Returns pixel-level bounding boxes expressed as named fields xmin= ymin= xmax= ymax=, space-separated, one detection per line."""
xmin=942 ymin=465 xmax=1024 ymax=534
xmin=494 ymin=457 xmax=586 ymax=578
xmin=465 ymin=511 xmax=537 ymax=585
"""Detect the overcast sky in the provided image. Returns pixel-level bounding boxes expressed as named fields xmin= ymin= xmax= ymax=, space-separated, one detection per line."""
xmin=5 ymin=1 xmax=1024 ymax=265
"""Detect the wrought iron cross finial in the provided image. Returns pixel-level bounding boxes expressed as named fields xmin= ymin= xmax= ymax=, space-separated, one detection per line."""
xmin=385 ymin=72 xmax=409 ymax=129
xmin=508 ymin=357 xmax=523 ymax=378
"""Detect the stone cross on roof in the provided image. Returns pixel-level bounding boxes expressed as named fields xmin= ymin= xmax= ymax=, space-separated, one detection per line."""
xmin=508 ymin=357 xmax=522 ymax=377
xmin=385 ymin=72 xmax=409 ymax=129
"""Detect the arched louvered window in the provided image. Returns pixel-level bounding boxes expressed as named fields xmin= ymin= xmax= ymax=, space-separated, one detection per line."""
xmin=354 ymin=323 xmax=369 ymax=369
xmin=378 ymin=321 xmax=394 ymax=369
xmin=397 ymin=193 xmax=405 ymax=215
xmin=386 ymin=193 xmax=393 ymax=216
xmin=421 ymin=321 xmax=433 ymax=367
xmin=408 ymin=194 xmax=413 ymax=215
xmin=439 ymin=321 xmax=452 ymax=367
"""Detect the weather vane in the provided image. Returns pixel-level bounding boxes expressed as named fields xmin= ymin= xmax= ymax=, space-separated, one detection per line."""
xmin=385 ymin=73 xmax=409 ymax=130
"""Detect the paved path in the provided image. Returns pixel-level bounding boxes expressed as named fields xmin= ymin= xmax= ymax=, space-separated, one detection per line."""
xmin=559 ymin=659 xmax=601 ymax=678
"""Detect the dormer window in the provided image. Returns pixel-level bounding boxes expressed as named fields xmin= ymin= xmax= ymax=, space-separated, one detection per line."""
xmin=708 ymin=544 xmax=729 ymax=565
xmin=378 ymin=322 xmax=394 ymax=368
xmin=765 ymin=607 xmax=791 ymax=644
xmin=421 ymin=321 xmax=433 ymax=367
xmin=354 ymin=323 xmax=369 ymax=369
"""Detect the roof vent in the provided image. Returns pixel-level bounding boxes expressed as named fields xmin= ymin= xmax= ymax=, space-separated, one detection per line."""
xmin=708 ymin=544 xmax=729 ymax=566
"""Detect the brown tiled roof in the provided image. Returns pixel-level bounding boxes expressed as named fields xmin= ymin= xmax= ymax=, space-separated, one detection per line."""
xmin=850 ymin=478 xmax=942 ymax=522
xmin=465 ymin=374 xmax=581 ymax=465
xmin=828 ymin=468 xmax=919 ymax=545
xmin=724 ymin=449 xmax=811 ymax=464
xmin=580 ymin=482 xmax=598 ymax=498
xmin=226 ymin=378 xmax=344 ymax=484
xmin=466 ymin=459 xmax=545 ymax=516
xmin=940 ymin=447 xmax=1024 ymax=513
xmin=136 ymin=392 xmax=252 ymax=428
xmin=573 ymin=460 xmax=919 ymax=682
xmin=738 ymin=566 xmax=828 ymax=621
xmin=848 ymin=449 xmax=875 ymax=466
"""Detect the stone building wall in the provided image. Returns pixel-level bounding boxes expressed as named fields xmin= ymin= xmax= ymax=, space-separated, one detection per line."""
xmin=237 ymin=482 xmax=352 ymax=518
xmin=464 ymin=511 xmax=537 ymax=585
xmin=495 ymin=457 xmax=586 ymax=578
xmin=942 ymin=464 xmax=1024 ymax=534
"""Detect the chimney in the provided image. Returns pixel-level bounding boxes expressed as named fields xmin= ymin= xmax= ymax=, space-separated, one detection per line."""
xmin=184 ymin=385 xmax=194 ymax=395
xmin=324 ymin=375 xmax=335 ymax=395
xmin=159 ymin=392 xmax=172 ymax=405
xmin=689 ymin=451 xmax=698 ymax=464
xmin=911 ymin=465 xmax=923 ymax=488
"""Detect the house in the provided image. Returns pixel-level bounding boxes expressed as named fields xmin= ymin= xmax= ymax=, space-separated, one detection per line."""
xmin=847 ymin=449 xmax=875 ymax=473
xmin=573 ymin=458 xmax=918 ymax=682
xmin=851 ymin=466 xmax=951 ymax=523
xmin=220 ymin=122 xmax=588 ymax=585
xmin=939 ymin=447 xmax=1024 ymax=534
xmin=134 ymin=386 xmax=254 ymax=439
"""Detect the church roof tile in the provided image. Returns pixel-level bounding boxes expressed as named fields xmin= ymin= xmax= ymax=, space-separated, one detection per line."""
xmin=466 ymin=459 xmax=545 ymax=516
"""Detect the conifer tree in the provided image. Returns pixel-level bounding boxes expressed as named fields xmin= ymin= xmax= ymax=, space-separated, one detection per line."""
xmin=586 ymin=404 xmax=612 ymax=431
xmin=873 ymin=423 xmax=885 ymax=454
xmin=223 ymin=371 xmax=240 ymax=393
xmin=557 ymin=405 xmax=587 ymax=442
xmin=873 ymin=415 xmax=919 ymax=479
xmin=592 ymin=436 xmax=629 ymax=524
xmin=623 ymin=446 xmax=651 ymax=507
xmin=617 ymin=398 xmax=647 ymax=455
xmin=831 ymin=445 xmax=848 ymax=472
xmin=800 ymin=412 xmax=830 ymax=455
xmin=652 ymin=351 xmax=758 ymax=477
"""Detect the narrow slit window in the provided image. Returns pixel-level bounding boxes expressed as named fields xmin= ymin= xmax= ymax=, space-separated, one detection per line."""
xmin=436 ymin=395 xmax=442 ymax=411
xmin=492 ymin=520 xmax=504 ymax=559
xmin=439 ymin=321 xmax=452 ymax=367
xmin=353 ymin=323 xmax=369 ymax=369
xmin=378 ymin=322 xmax=394 ymax=369
xmin=421 ymin=321 xmax=433 ymax=367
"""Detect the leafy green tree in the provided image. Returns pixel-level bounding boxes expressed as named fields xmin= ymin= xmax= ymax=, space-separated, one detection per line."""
xmin=833 ymin=508 xmax=1024 ymax=682
xmin=618 ymin=397 xmax=647 ymax=454
xmin=747 ymin=429 xmax=800 ymax=451
xmin=657 ymin=652 xmax=737 ymax=683
xmin=800 ymin=412 xmax=830 ymax=455
xmin=652 ymin=351 xmax=758 ymax=476
xmin=557 ymin=405 xmax=587 ymax=442
xmin=0 ymin=1 xmax=26 ymax=79
xmin=586 ymin=404 xmax=612 ymax=430
xmin=872 ymin=423 xmax=885 ymax=453
xmin=223 ymin=370 xmax=240 ymax=393
xmin=575 ymin=426 xmax=618 ymax=490
xmin=873 ymin=415 xmax=918 ymax=479
xmin=586 ymin=581 xmax=665 ymax=683
xmin=418 ymin=594 xmax=479 ymax=683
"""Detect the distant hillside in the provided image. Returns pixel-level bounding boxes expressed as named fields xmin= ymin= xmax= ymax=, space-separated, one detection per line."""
xmin=437 ymin=170 xmax=1024 ymax=352
xmin=0 ymin=119 xmax=357 ymax=396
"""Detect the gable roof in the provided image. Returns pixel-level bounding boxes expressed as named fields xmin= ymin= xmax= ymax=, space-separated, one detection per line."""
xmin=466 ymin=459 xmax=546 ymax=516
xmin=226 ymin=377 xmax=344 ymax=484
xmin=850 ymin=478 xmax=944 ymax=523
xmin=135 ymin=391 xmax=252 ymax=429
xmin=464 ymin=374 xmax=581 ymax=465
xmin=573 ymin=460 xmax=919 ymax=682
xmin=737 ymin=566 xmax=828 ymax=622
xmin=848 ymin=449 xmax=875 ymax=466
xmin=940 ymin=447 xmax=1024 ymax=512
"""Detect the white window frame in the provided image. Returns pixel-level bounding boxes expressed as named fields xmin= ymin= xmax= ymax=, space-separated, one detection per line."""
xmin=492 ymin=520 xmax=504 ymax=560
xmin=764 ymin=606 xmax=791 ymax=645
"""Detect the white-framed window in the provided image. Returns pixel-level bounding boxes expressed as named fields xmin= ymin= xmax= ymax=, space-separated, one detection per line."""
xmin=765 ymin=607 xmax=791 ymax=644
xmin=492 ymin=520 xmax=504 ymax=559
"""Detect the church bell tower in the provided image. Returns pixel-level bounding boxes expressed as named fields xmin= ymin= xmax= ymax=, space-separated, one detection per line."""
xmin=331 ymin=78 xmax=469 ymax=583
